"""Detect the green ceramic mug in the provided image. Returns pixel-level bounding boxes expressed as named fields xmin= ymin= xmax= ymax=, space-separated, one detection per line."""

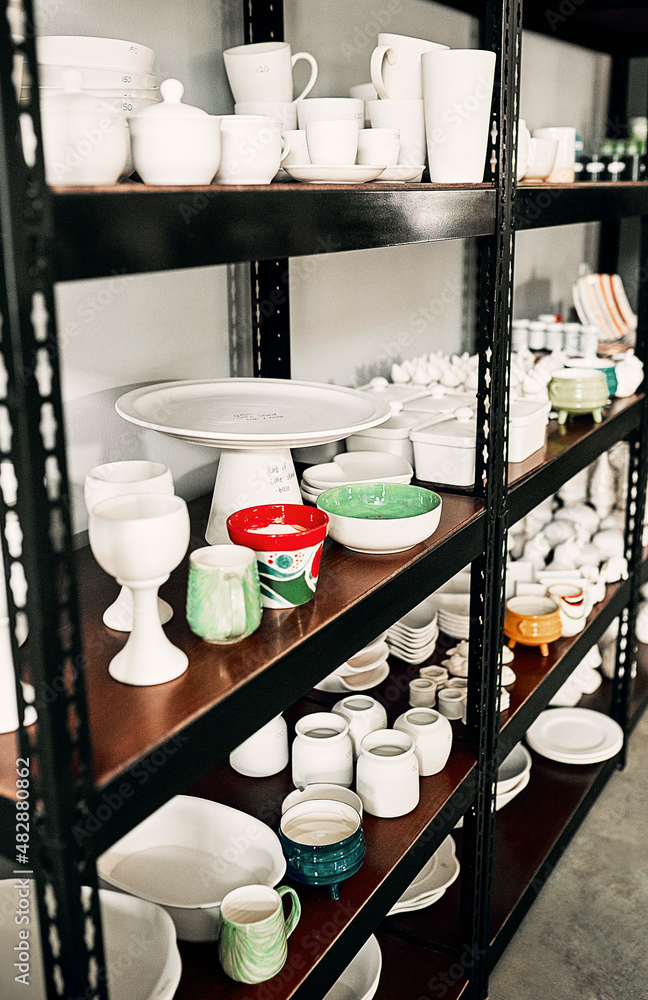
xmin=186 ymin=544 xmax=262 ymax=644
xmin=218 ymin=884 xmax=301 ymax=984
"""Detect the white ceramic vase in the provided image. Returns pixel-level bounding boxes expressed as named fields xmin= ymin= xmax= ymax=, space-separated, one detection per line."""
xmin=331 ymin=696 xmax=387 ymax=759
xmin=357 ymin=729 xmax=419 ymax=818
xmin=291 ymin=712 xmax=353 ymax=788
xmin=393 ymin=708 xmax=453 ymax=776
xmin=229 ymin=715 xmax=289 ymax=777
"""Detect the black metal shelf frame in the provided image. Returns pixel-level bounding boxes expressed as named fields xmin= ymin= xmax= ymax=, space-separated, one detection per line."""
xmin=1 ymin=2 xmax=648 ymax=1000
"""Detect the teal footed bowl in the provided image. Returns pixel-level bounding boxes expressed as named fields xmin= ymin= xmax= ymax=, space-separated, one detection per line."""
xmin=279 ymin=800 xmax=366 ymax=900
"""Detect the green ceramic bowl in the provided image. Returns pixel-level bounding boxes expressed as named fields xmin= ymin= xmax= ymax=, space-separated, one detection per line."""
xmin=548 ymin=369 xmax=609 ymax=425
xmin=316 ymin=482 xmax=442 ymax=554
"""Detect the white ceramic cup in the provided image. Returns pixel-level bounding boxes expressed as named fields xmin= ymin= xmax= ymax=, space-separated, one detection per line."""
xmin=517 ymin=118 xmax=531 ymax=180
xmin=394 ymin=708 xmax=453 ymax=776
xmin=367 ymin=99 xmax=425 ymax=166
xmin=370 ymin=32 xmax=448 ymax=101
xmin=216 ymin=116 xmax=289 ymax=184
xmin=524 ymin=137 xmax=558 ymax=180
xmin=437 ymin=687 xmax=466 ymax=720
xmin=223 ymin=41 xmax=318 ymax=104
xmin=235 ymin=101 xmax=297 ymax=131
xmin=291 ymin=712 xmax=354 ymax=788
xmin=357 ymin=729 xmax=420 ymax=818
xmin=422 ymin=49 xmax=496 ymax=183
xmin=282 ymin=129 xmax=310 ymax=165
xmin=533 ymin=127 xmax=576 ymax=182
xmin=297 ymin=98 xmax=365 ymax=129
xmin=305 ymin=119 xmax=358 ymax=165
xmin=229 ymin=714 xmax=289 ymax=777
xmin=357 ymin=128 xmax=400 ymax=166
xmin=409 ymin=677 xmax=436 ymax=708
xmin=41 ymin=102 xmax=129 ymax=185
xmin=546 ymin=584 xmax=588 ymax=637
xmin=349 ymin=82 xmax=378 ymax=123
xmin=331 ymin=695 xmax=388 ymax=758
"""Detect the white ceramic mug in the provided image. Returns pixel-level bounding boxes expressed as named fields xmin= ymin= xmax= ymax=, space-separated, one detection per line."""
xmin=306 ymin=119 xmax=358 ymax=165
xmin=229 ymin=715 xmax=289 ymax=777
xmin=524 ymin=137 xmax=558 ymax=180
xmin=367 ymin=99 xmax=426 ymax=167
xmin=357 ymin=729 xmax=420 ymax=818
xmin=437 ymin=687 xmax=466 ymax=720
xmin=357 ymin=128 xmax=400 ymax=166
xmin=422 ymin=48 xmax=496 ymax=183
xmin=216 ymin=115 xmax=289 ymax=184
xmin=282 ymin=129 xmax=310 ymax=165
xmin=223 ymin=41 xmax=318 ymax=104
xmin=409 ymin=677 xmax=436 ymax=708
xmin=297 ymin=98 xmax=364 ymax=129
xmin=291 ymin=712 xmax=354 ymax=788
xmin=546 ymin=583 xmax=588 ymax=637
xmin=235 ymin=101 xmax=297 ymax=131
xmin=331 ymin=695 xmax=388 ymax=758
xmin=394 ymin=708 xmax=453 ymax=776
xmin=533 ymin=127 xmax=576 ymax=182
xmin=517 ymin=118 xmax=531 ymax=180
xmin=370 ymin=32 xmax=448 ymax=101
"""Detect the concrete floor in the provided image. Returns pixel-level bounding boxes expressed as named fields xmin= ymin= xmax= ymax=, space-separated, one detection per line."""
xmin=489 ymin=709 xmax=648 ymax=1000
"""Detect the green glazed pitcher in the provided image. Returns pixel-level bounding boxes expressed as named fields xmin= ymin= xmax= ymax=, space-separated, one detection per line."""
xmin=218 ymin=884 xmax=301 ymax=984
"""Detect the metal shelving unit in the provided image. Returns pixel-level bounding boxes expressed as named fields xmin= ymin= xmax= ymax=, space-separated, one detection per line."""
xmin=1 ymin=2 xmax=648 ymax=1000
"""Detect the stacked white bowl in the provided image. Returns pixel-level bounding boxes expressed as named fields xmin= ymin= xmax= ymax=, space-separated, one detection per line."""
xmin=30 ymin=36 xmax=160 ymax=183
xmin=429 ymin=568 xmax=471 ymax=639
xmin=300 ymin=451 xmax=413 ymax=503
xmin=387 ymin=597 xmax=439 ymax=664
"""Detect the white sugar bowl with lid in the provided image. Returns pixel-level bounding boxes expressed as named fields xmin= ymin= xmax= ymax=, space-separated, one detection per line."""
xmin=356 ymin=729 xmax=420 ymax=817
xmin=40 ymin=68 xmax=129 ymax=184
xmin=130 ymin=78 xmax=221 ymax=184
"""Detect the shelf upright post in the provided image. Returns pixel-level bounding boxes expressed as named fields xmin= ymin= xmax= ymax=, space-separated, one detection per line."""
xmin=461 ymin=0 xmax=521 ymax=996
xmin=611 ymin=214 xmax=648 ymax=754
xmin=245 ymin=0 xmax=291 ymax=379
xmin=0 ymin=3 xmax=109 ymax=999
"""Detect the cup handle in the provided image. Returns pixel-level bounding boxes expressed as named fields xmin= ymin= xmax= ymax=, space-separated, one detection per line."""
xmin=280 ymin=134 xmax=291 ymax=163
xmin=370 ymin=44 xmax=395 ymax=101
xmin=226 ymin=574 xmax=248 ymax=639
xmin=292 ymin=52 xmax=318 ymax=101
xmin=277 ymin=885 xmax=301 ymax=938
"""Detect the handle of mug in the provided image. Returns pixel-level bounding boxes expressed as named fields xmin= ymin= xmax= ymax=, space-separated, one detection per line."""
xmin=277 ymin=885 xmax=301 ymax=938
xmin=280 ymin=134 xmax=291 ymax=163
xmin=370 ymin=44 xmax=396 ymax=101
xmin=226 ymin=574 xmax=247 ymax=639
xmin=292 ymin=52 xmax=318 ymax=101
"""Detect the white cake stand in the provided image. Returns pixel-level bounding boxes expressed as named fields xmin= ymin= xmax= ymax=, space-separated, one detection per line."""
xmin=116 ymin=379 xmax=391 ymax=543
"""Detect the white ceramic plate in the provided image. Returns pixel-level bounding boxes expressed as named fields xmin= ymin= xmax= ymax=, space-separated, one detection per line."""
xmin=284 ymin=164 xmax=387 ymax=183
xmin=526 ymin=708 xmax=624 ymax=764
xmin=338 ymin=641 xmax=390 ymax=675
xmin=388 ymin=836 xmax=459 ymax=913
xmin=323 ymin=934 xmax=382 ymax=1000
xmin=98 ymin=795 xmax=286 ymax=941
xmin=314 ymin=660 xmax=390 ymax=692
xmin=373 ymin=164 xmax=425 ymax=182
xmin=116 ymin=379 xmax=391 ymax=449
xmin=0 ymin=881 xmax=181 ymax=1000
xmin=387 ymin=627 xmax=439 ymax=650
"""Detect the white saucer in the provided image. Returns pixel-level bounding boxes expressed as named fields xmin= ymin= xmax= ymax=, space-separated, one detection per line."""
xmin=284 ymin=164 xmax=387 ymax=183
xmin=374 ymin=164 xmax=425 ymax=182
xmin=314 ymin=660 xmax=390 ymax=693
xmin=526 ymin=708 xmax=624 ymax=764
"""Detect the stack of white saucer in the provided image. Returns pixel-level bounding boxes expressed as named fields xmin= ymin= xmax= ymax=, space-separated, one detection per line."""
xmin=387 ymin=597 xmax=439 ymax=664
xmin=300 ymin=452 xmax=413 ymax=504
xmin=315 ymin=634 xmax=390 ymax=693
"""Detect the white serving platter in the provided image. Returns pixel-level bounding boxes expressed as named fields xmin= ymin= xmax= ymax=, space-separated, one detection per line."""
xmin=0 ymin=881 xmax=181 ymax=1000
xmin=98 ymin=795 xmax=286 ymax=941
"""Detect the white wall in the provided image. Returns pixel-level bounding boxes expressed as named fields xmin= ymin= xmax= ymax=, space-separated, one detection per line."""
xmin=35 ymin=1 xmax=610 ymax=536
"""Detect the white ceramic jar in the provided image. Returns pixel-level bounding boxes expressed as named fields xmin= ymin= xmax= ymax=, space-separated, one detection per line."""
xmin=229 ymin=714 xmax=289 ymax=777
xmin=357 ymin=730 xmax=419 ymax=817
xmin=292 ymin=712 xmax=353 ymax=788
xmin=394 ymin=708 xmax=453 ymax=776
xmin=130 ymin=79 xmax=221 ymax=185
xmin=331 ymin=695 xmax=388 ymax=759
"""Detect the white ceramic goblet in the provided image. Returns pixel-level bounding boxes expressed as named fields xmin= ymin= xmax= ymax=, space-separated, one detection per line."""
xmin=84 ymin=461 xmax=175 ymax=631
xmin=88 ymin=494 xmax=190 ymax=686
